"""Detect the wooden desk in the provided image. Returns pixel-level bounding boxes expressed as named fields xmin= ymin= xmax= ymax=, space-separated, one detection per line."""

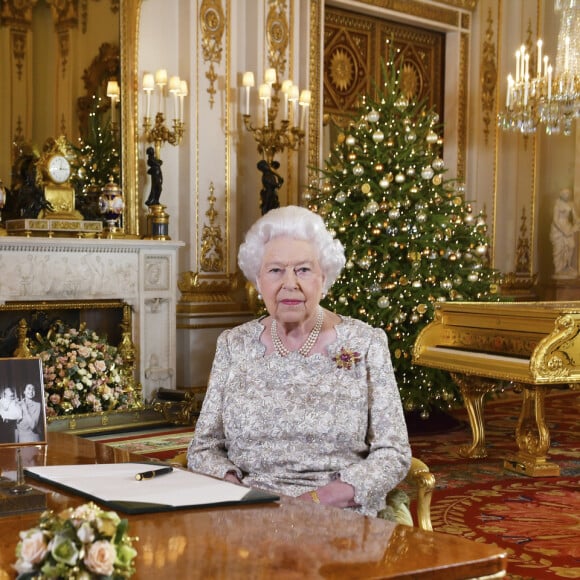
xmin=0 ymin=433 xmax=507 ymax=579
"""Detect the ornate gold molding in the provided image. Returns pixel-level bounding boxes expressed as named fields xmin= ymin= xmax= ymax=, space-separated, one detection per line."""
xmin=0 ymin=0 xmax=36 ymax=82
xmin=177 ymin=271 xmax=241 ymax=309
xmin=480 ymin=8 xmax=497 ymax=144
xmin=267 ymin=0 xmax=289 ymax=79
xmin=200 ymin=183 xmax=225 ymax=272
xmin=200 ymin=0 xmax=225 ymax=108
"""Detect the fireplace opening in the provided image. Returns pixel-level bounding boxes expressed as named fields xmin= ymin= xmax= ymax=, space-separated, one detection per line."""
xmin=0 ymin=300 xmax=126 ymax=358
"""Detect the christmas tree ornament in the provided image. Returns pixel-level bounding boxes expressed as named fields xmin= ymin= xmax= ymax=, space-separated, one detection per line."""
xmin=345 ymin=135 xmax=356 ymax=146
xmin=335 ymin=190 xmax=347 ymax=203
xmin=379 ymin=178 xmax=390 ymax=189
xmin=375 ymin=163 xmax=384 ymax=172
xmin=426 ymin=130 xmax=438 ymax=144
xmin=394 ymin=173 xmax=405 ymax=183
xmin=377 ymin=296 xmax=390 ymax=309
xmin=372 ymin=130 xmax=385 ymax=143
xmin=353 ymin=164 xmax=364 ymax=176
xmin=367 ymin=109 xmax=380 ymax=123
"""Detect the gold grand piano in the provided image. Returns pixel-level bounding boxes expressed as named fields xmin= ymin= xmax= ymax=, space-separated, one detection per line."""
xmin=412 ymin=301 xmax=580 ymax=477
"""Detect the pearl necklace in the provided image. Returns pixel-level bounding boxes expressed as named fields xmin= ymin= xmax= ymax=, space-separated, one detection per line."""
xmin=271 ymin=308 xmax=324 ymax=357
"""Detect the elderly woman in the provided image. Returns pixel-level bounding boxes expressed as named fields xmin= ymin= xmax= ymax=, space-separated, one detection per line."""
xmin=188 ymin=205 xmax=411 ymax=517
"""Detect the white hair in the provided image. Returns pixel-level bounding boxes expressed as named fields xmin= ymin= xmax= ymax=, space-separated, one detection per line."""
xmin=238 ymin=206 xmax=345 ymax=293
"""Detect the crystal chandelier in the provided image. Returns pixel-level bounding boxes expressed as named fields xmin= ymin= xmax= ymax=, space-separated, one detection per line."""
xmin=497 ymin=0 xmax=579 ymax=135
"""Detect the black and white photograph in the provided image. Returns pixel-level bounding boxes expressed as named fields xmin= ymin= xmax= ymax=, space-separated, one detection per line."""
xmin=0 ymin=358 xmax=46 ymax=446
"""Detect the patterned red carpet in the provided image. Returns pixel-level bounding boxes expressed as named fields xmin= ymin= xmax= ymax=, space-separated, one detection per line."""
xmin=408 ymin=389 xmax=580 ymax=580
xmin=97 ymin=389 xmax=579 ymax=579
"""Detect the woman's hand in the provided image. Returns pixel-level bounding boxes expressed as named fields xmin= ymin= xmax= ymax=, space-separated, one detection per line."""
xmin=298 ymin=478 xmax=359 ymax=509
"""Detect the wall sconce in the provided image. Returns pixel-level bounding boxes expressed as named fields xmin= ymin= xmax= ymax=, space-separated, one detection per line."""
xmin=242 ymin=68 xmax=310 ymax=164
xmin=142 ymin=69 xmax=188 ymax=159
xmin=242 ymin=67 xmax=311 ymax=213
xmin=106 ymin=80 xmax=120 ymax=132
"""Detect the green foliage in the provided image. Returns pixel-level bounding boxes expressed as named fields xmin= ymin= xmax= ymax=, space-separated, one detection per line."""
xmin=308 ymin=56 xmax=503 ymax=415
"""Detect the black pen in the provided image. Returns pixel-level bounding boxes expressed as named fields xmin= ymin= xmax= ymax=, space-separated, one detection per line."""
xmin=135 ymin=466 xmax=173 ymax=481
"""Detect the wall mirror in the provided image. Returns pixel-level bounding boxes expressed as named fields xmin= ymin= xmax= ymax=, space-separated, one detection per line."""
xmin=0 ymin=0 xmax=141 ymax=236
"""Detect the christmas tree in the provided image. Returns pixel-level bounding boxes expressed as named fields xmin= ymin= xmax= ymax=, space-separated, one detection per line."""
xmin=71 ymin=96 xmax=121 ymax=221
xmin=308 ymin=57 xmax=502 ymax=417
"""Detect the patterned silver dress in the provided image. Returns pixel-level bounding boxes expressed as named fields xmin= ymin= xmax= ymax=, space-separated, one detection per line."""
xmin=187 ymin=315 xmax=411 ymax=516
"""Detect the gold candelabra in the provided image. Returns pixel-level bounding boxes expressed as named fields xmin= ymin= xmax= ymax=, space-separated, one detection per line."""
xmin=142 ymin=69 xmax=188 ymax=158
xmin=242 ymin=68 xmax=311 ymax=166
xmin=142 ymin=112 xmax=185 ymax=159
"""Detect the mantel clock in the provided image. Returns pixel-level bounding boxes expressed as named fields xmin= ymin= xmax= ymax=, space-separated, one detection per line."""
xmin=36 ymin=137 xmax=83 ymax=220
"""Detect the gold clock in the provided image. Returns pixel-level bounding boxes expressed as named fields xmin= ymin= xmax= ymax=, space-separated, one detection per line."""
xmin=37 ymin=137 xmax=83 ymax=220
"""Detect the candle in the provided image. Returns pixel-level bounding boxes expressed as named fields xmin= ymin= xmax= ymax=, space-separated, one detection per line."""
xmin=143 ymin=73 xmax=154 ymax=119
xmin=520 ymin=45 xmax=526 ymax=81
xmin=179 ymin=80 xmax=188 ymax=122
xmin=107 ymin=81 xmax=120 ymax=125
xmin=515 ymin=50 xmax=521 ymax=83
xmin=564 ymin=36 xmax=570 ymax=71
xmin=299 ymin=90 xmax=311 ymax=130
xmin=169 ymin=76 xmax=181 ymax=120
xmin=524 ymin=53 xmax=529 ymax=81
xmin=288 ymin=84 xmax=299 ymax=126
xmin=259 ymin=83 xmax=271 ymax=125
xmin=242 ymin=72 xmax=254 ymax=115
xmin=506 ymin=75 xmax=513 ymax=108
xmin=523 ymin=74 xmax=529 ymax=106
xmin=281 ymin=79 xmax=293 ymax=120
xmin=543 ymin=55 xmax=549 ymax=79
xmin=547 ymin=65 xmax=553 ymax=100
xmin=537 ymin=39 xmax=543 ymax=77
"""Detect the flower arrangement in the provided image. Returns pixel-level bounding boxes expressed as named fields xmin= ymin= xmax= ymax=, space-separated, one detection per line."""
xmin=333 ymin=347 xmax=362 ymax=370
xmin=14 ymin=502 xmax=137 ymax=579
xmin=30 ymin=321 xmax=137 ymax=417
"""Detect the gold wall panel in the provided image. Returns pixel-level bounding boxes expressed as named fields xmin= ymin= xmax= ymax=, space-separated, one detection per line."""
xmin=324 ymin=7 xmax=445 ymax=129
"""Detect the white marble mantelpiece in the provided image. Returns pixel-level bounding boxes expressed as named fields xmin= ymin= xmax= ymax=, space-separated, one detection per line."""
xmin=0 ymin=237 xmax=184 ymax=401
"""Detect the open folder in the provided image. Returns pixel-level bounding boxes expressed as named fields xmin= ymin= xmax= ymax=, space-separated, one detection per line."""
xmin=25 ymin=463 xmax=279 ymax=514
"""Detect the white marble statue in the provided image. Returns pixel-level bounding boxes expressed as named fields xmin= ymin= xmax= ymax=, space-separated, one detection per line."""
xmin=550 ymin=188 xmax=580 ymax=279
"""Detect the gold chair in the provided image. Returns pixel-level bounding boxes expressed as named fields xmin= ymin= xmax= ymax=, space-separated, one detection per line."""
xmin=169 ymin=452 xmax=435 ymax=531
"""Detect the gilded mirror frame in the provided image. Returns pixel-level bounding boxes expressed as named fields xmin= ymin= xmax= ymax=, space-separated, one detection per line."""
xmin=120 ymin=0 xmax=141 ymax=237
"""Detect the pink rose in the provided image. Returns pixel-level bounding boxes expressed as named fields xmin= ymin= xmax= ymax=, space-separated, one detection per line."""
xmin=16 ymin=530 xmax=48 ymax=570
xmin=84 ymin=540 xmax=116 ymax=576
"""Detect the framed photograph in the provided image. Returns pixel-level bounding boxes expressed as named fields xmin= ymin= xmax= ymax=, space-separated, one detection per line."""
xmin=0 ymin=358 xmax=47 ymax=447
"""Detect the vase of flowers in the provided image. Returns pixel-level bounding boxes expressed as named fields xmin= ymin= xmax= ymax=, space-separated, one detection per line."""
xmin=14 ymin=502 xmax=137 ymax=579
xmin=30 ymin=321 xmax=138 ymax=418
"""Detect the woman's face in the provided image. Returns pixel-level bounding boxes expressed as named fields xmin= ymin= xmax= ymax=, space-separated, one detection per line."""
xmin=24 ymin=384 xmax=35 ymax=398
xmin=257 ymin=236 xmax=325 ymax=325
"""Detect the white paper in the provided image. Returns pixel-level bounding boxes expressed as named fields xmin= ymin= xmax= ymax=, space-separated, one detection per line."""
xmin=25 ymin=463 xmax=257 ymax=507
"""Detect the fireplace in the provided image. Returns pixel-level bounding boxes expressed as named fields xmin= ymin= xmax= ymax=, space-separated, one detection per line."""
xmin=0 ymin=237 xmax=183 ymax=404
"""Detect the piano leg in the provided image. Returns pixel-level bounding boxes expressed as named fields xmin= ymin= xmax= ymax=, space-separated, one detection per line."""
xmin=504 ymin=384 xmax=560 ymax=477
xmin=451 ymin=373 xmax=497 ymax=459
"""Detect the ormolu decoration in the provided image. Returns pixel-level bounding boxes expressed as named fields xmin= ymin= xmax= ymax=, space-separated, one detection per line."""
xmin=266 ymin=0 xmax=289 ymax=80
xmin=200 ymin=182 xmax=224 ymax=272
xmin=200 ymin=0 xmax=225 ymax=108
xmin=413 ymin=301 xmax=580 ymax=477
xmin=480 ymin=8 xmax=497 ymax=144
